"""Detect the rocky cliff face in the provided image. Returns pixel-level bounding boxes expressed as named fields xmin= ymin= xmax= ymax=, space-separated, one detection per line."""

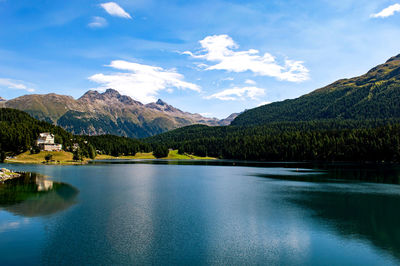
xmin=2 ymin=89 xmax=234 ymax=138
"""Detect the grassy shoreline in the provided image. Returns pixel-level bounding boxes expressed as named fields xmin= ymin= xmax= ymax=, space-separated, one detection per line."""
xmin=0 ymin=168 xmax=22 ymax=182
xmin=4 ymin=150 xmax=216 ymax=165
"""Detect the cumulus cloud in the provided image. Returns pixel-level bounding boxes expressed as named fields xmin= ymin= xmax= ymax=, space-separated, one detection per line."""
xmin=88 ymin=16 xmax=108 ymax=28
xmin=371 ymin=3 xmax=400 ymax=18
xmin=89 ymin=60 xmax=200 ymax=103
xmin=205 ymin=86 xmax=265 ymax=101
xmin=0 ymin=78 xmax=34 ymax=92
xmin=184 ymin=35 xmax=309 ymax=82
xmin=100 ymin=2 xmax=132 ymax=19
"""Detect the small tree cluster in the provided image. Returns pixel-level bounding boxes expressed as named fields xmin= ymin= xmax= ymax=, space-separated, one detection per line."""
xmin=153 ymin=145 xmax=169 ymax=158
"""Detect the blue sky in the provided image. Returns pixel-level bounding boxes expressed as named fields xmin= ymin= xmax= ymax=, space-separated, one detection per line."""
xmin=0 ymin=0 xmax=400 ymax=118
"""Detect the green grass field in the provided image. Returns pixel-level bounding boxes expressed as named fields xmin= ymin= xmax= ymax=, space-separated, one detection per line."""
xmin=165 ymin=150 xmax=215 ymax=160
xmin=95 ymin=150 xmax=216 ymax=160
xmin=6 ymin=151 xmax=85 ymax=164
xmin=6 ymin=150 xmax=216 ymax=165
xmin=95 ymin=152 xmax=155 ymax=160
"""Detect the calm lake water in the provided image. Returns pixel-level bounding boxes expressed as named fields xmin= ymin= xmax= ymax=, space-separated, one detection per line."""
xmin=1 ymin=161 xmax=400 ymax=265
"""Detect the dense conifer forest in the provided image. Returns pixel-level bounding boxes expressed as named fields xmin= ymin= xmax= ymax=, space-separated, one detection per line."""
xmin=145 ymin=120 xmax=400 ymax=162
xmin=82 ymin=135 xmax=151 ymax=157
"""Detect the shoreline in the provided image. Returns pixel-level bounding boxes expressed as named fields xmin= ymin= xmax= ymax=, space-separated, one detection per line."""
xmin=0 ymin=168 xmax=22 ymax=182
xmin=4 ymin=157 xmax=216 ymax=165
xmin=3 ymin=150 xmax=216 ymax=165
xmin=4 ymin=154 xmax=398 ymax=167
xmin=5 ymin=160 xmax=89 ymax=166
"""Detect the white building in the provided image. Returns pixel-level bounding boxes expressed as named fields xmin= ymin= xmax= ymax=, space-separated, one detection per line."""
xmin=37 ymin=133 xmax=62 ymax=152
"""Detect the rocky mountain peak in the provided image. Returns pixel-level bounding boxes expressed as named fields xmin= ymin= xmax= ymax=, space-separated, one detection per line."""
xmin=79 ymin=90 xmax=101 ymax=100
xmin=0 ymin=97 xmax=6 ymax=102
xmin=103 ymin=88 xmax=121 ymax=97
xmin=156 ymin=99 xmax=167 ymax=106
xmin=146 ymin=99 xmax=181 ymax=114
xmin=78 ymin=89 xmax=143 ymax=106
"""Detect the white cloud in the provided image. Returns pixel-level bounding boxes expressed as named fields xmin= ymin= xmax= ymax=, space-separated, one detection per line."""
xmin=245 ymin=79 xmax=256 ymax=85
xmin=100 ymin=2 xmax=132 ymax=19
xmin=371 ymin=3 xmax=400 ymax=18
xmin=89 ymin=60 xmax=200 ymax=103
xmin=205 ymin=86 xmax=265 ymax=101
xmin=88 ymin=16 xmax=108 ymax=28
xmin=184 ymin=35 xmax=309 ymax=82
xmin=0 ymin=78 xmax=34 ymax=92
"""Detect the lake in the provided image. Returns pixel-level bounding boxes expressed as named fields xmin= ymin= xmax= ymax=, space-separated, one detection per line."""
xmin=1 ymin=161 xmax=400 ymax=265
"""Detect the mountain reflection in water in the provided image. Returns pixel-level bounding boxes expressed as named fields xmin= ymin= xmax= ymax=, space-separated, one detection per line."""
xmin=254 ymin=165 xmax=400 ymax=261
xmin=0 ymin=172 xmax=79 ymax=217
xmin=255 ymin=164 xmax=400 ymax=184
xmin=290 ymin=186 xmax=400 ymax=260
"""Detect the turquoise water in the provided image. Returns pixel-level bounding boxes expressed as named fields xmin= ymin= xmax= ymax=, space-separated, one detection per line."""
xmin=1 ymin=162 xmax=400 ymax=265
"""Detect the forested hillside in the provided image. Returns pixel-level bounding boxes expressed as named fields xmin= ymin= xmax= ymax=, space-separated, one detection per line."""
xmin=233 ymin=54 xmax=400 ymax=126
xmin=146 ymin=120 xmax=400 ymax=162
xmin=3 ymin=97 xmax=400 ymax=163
xmin=0 ymin=108 xmax=152 ymax=159
xmin=83 ymin=135 xmax=151 ymax=157
xmin=0 ymin=108 xmax=76 ymax=155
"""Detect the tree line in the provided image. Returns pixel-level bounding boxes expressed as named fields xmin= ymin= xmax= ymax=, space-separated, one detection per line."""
xmin=2 ymin=108 xmax=400 ymax=162
xmin=145 ymin=120 xmax=400 ymax=162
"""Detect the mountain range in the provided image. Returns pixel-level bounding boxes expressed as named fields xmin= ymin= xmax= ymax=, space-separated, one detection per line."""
xmin=0 ymin=89 xmax=236 ymax=138
xmin=232 ymin=54 xmax=400 ymax=125
xmin=2 ymin=53 xmax=400 ymax=138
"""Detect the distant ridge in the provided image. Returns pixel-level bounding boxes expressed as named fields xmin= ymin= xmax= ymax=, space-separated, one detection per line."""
xmin=1 ymin=89 xmax=235 ymax=138
xmin=232 ymin=54 xmax=400 ymax=125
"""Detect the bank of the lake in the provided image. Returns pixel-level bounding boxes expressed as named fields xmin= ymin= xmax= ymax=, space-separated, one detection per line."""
xmin=0 ymin=168 xmax=21 ymax=182
xmin=5 ymin=150 xmax=216 ymax=165
xmin=5 ymin=151 xmax=88 ymax=165
xmin=95 ymin=149 xmax=216 ymax=160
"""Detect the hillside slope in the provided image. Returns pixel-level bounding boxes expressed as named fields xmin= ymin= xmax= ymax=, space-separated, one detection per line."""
xmin=233 ymin=54 xmax=400 ymax=126
xmin=0 ymin=108 xmax=75 ymax=154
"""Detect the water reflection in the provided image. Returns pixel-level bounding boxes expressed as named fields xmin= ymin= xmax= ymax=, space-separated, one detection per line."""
xmin=254 ymin=166 xmax=400 ymax=261
xmin=289 ymin=186 xmax=400 ymax=260
xmin=255 ymin=164 xmax=400 ymax=184
xmin=92 ymin=159 xmax=400 ymax=184
xmin=0 ymin=172 xmax=79 ymax=217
